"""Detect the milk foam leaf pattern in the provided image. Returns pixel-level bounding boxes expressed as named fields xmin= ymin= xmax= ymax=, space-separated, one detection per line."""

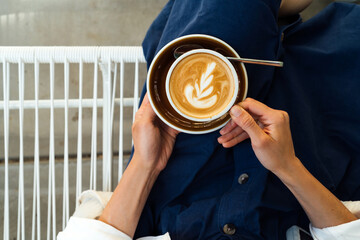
xmin=200 ymin=62 xmax=216 ymax=93
xmin=184 ymin=62 xmax=218 ymax=109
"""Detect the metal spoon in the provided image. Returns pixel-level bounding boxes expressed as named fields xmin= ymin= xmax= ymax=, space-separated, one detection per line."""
xmin=174 ymin=44 xmax=283 ymax=67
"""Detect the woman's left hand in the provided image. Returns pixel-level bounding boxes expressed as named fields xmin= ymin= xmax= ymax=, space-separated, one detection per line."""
xmin=132 ymin=94 xmax=179 ymax=173
xmin=99 ymin=94 xmax=178 ymax=237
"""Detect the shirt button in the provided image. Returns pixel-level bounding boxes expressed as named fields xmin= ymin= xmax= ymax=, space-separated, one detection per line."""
xmin=238 ymin=173 xmax=249 ymax=184
xmin=223 ymin=223 xmax=236 ymax=235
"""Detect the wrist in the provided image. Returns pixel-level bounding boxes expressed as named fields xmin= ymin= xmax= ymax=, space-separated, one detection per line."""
xmin=131 ymin=154 xmax=161 ymax=178
xmin=273 ymin=157 xmax=304 ymax=185
xmin=99 ymin=153 xmax=161 ymax=237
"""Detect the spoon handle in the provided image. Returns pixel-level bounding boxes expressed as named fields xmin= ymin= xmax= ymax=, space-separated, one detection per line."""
xmin=227 ymin=57 xmax=283 ymax=67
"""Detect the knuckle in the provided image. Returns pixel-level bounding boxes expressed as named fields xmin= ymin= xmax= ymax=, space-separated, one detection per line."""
xmin=239 ymin=114 xmax=255 ymax=129
xmin=243 ymin=97 xmax=254 ymax=105
xmin=132 ymin=121 xmax=141 ymax=130
xmin=229 ymin=128 xmax=240 ymax=138
xmin=253 ymin=135 xmax=270 ymax=149
xmin=131 ymin=124 xmax=137 ymax=134
xmin=227 ymin=132 xmax=235 ymax=140
xmin=277 ymin=110 xmax=289 ymax=123
xmin=132 ymin=120 xmax=148 ymax=133
xmin=245 ymin=97 xmax=254 ymax=103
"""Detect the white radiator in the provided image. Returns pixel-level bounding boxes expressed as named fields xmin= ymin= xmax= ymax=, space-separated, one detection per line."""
xmin=0 ymin=47 xmax=146 ymax=240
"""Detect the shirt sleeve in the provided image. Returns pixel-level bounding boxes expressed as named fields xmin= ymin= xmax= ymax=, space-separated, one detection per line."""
xmin=309 ymin=201 xmax=360 ymax=240
xmin=57 ymin=190 xmax=171 ymax=240
xmin=57 ymin=217 xmax=132 ymax=240
xmin=310 ymin=219 xmax=360 ymax=240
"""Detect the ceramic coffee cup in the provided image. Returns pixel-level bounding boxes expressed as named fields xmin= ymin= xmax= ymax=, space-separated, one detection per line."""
xmin=147 ymin=34 xmax=248 ymax=134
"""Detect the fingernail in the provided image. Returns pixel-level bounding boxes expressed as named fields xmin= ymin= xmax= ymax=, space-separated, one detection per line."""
xmin=230 ymin=105 xmax=242 ymax=117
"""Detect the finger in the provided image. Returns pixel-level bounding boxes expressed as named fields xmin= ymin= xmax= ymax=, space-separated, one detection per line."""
xmin=143 ymin=94 xmax=156 ymax=117
xmin=230 ymin=105 xmax=268 ymax=146
xmin=220 ymin=109 xmax=260 ymax=136
xmin=240 ymin=98 xmax=275 ymax=120
xmin=137 ymin=94 xmax=148 ymax=114
xmin=218 ymin=126 xmax=245 ymax=144
xmin=138 ymin=94 xmax=150 ymax=111
xmin=135 ymin=94 xmax=156 ymax=121
xmin=219 ymin=119 xmax=237 ymax=135
xmin=222 ymin=131 xmax=249 ymax=148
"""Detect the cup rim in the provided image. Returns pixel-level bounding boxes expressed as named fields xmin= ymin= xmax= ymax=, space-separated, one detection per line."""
xmin=165 ymin=49 xmax=239 ymax=122
xmin=147 ymin=34 xmax=248 ymax=134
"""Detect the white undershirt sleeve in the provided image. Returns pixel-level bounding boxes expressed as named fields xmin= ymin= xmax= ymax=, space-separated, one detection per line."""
xmin=57 ymin=190 xmax=171 ymax=240
xmin=309 ymin=201 xmax=360 ymax=240
xmin=57 ymin=217 xmax=132 ymax=240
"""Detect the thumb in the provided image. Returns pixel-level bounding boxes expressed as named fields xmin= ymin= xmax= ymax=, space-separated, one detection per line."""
xmin=230 ymin=105 xmax=267 ymax=146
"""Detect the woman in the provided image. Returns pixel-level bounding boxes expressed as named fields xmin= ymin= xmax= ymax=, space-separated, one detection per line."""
xmin=58 ymin=96 xmax=360 ymax=239
xmin=59 ymin=0 xmax=360 ymax=239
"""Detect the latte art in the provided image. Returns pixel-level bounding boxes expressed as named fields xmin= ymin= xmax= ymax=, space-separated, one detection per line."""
xmin=184 ymin=62 xmax=217 ymax=109
xmin=169 ymin=53 xmax=235 ymax=119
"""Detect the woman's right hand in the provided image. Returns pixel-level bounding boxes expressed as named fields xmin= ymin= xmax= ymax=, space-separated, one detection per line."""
xmin=218 ymin=98 xmax=298 ymax=176
xmin=218 ymin=98 xmax=358 ymax=229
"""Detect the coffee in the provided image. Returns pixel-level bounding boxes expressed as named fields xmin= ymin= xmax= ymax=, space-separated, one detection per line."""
xmin=168 ymin=52 xmax=235 ymax=119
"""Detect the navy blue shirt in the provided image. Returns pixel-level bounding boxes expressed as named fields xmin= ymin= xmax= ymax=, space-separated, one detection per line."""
xmin=133 ymin=1 xmax=360 ymax=239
